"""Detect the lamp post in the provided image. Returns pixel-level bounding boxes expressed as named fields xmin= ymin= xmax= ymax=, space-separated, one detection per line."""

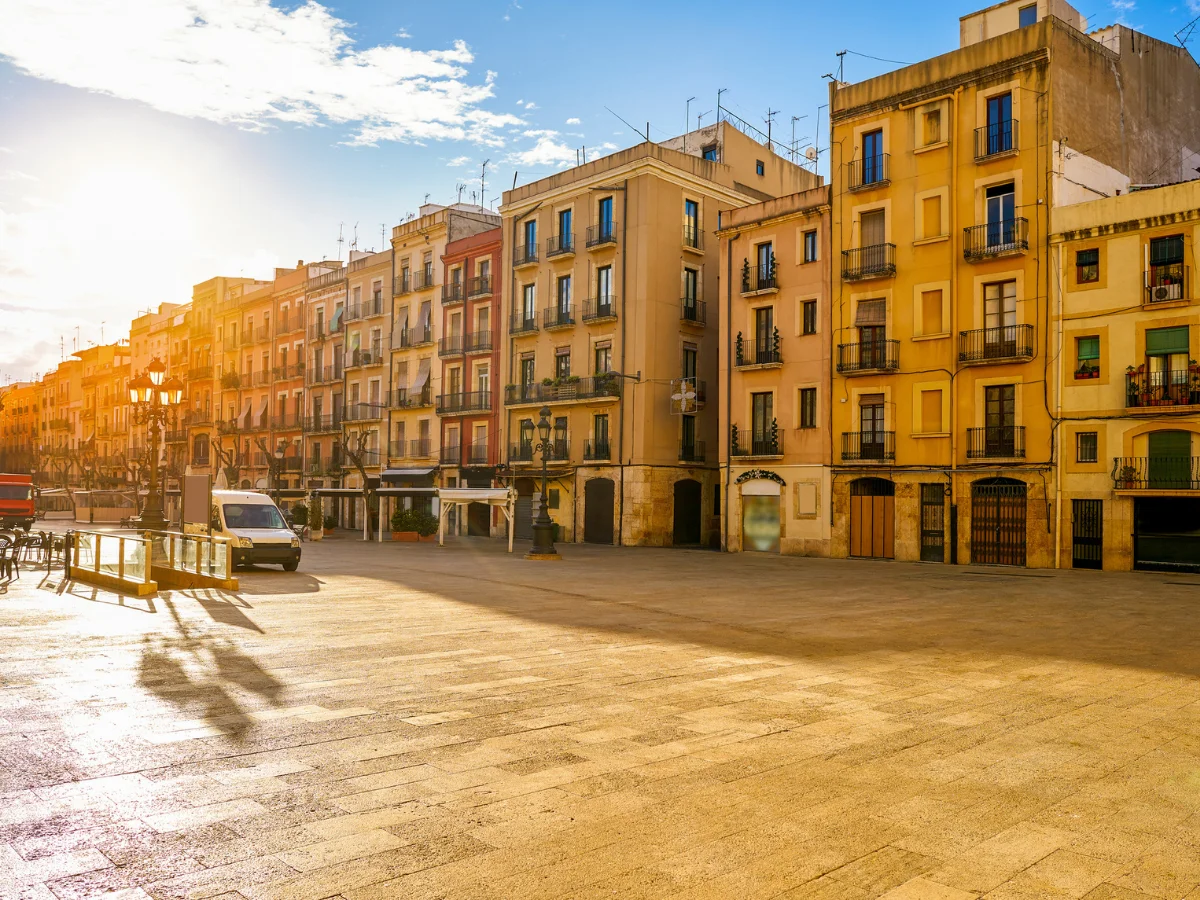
xmin=526 ymin=405 xmax=560 ymax=560
xmin=128 ymin=358 xmax=183 ymax=530
xmin=273 ymin=445 xmax=284 ymax=503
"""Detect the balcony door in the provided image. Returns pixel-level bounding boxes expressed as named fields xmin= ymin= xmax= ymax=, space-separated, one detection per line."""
xmin=1148 ymin=430 xmax=1192 ymax=489
xmin=860 ymin=209 xmax=885 ymax=271
xmin=1146 ymin=326 xmax=1190 ymax=404
xmin=751 ymin=392 xmax=773 ymax=454
xmin=983 ymin=281 xmax=1017 ymax=357
xmin=985 ymin=183 xmax=1016 ymax=248
xmin=984 ymin=385 xmax=1016 ymax=456
xmin=859 ymin=324 xmax=886 ymax=369
xmin=597 ymin=196 xmax=613 ymax=237
xmin=523 ymin=219 xmax=536 ymax=253
xmin=986 ymin=93 xmax=1013 ymax=154
xmin=519 ymin=418 xmax=535 ymax=459
xmin=860 ymin=394 xmax=885 ymax=460
xmin=682 ymin=268 xmax=698 ymax=319
xmin=557 ymin=275 xmax=571 ymax=316
xmin=522 ymin=284 xmax=536 ymax=323
xmin=862 ymin=129 xmax=883 ymax=184
xmin=754 ymin=307 xmax=774 ymax=363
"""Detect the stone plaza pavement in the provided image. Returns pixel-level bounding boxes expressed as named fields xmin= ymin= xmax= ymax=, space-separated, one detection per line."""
xmin=2 ymin=538 xmax=1200 ymax=900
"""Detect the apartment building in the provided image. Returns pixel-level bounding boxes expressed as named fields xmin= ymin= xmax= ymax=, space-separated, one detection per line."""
xmin=304 ymin=262 xmax=347 ymax=495
xmin=0 ymin=382 xmax=39 ymax=475
xmin=268 ymin=266 xmax=308 ymax=492
xmin=718 ymin=186 xmax=833 ymax=555
xmin=1053 ymin=182 xmax=1200 ymax=573
xmin=129 ymin=303 xmax=181 ymax=470
xmin=500 ymin=122 xmax=819 ymax=546
xmin=73 ymin=342 xmax=132 ymax=488
xmin=828 ymin=0 xmax=1200 ymax=567
xmin=387 ymin=204 xmax=499 ymax=510
xmin=342 ymin=249 xmax=393 ymax=487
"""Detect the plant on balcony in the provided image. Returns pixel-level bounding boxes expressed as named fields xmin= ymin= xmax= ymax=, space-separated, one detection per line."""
xmin=541 ymin=377 xmax=555 ymax=386
xmin=740 ymin=258 xmax=750 ymax=292
xmin=735 ymin=331 xmax=744 ymax=366
xmin=730 ymin=424 xmax=739 ymax=455
xmin=220 ymin=372 xmax=241 ymax=390
xmin=565 ymin=375 xmax=581 ymax=385
xmin=772 ymin=326 xmax=781 ymax=358
xmin=1117 ymin=465 xmax=1138 ymax=489
xmin=1074 ymin=363 xmax=1099 ymax=379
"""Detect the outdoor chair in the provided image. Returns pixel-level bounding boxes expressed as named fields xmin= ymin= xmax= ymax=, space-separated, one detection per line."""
xmin=0 ymin=535 xmax=18 ymax=581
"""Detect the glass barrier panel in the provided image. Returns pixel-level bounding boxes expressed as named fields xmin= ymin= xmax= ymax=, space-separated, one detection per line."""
xmin=74 ymin=532 xmax=96 ymax=572
xmin=98 ymin=534 xmax=123 ymax=579
xmin=125 ymin=538 xmax=146 ymax=583
xmin=213 ymin=541 xmax=229 ymax=579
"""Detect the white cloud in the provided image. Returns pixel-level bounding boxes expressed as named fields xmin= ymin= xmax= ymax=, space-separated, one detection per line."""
xmin=395 ymin=28 xmax=411 ymax=38
xmin=1110 ymin=0 xmax=1135 ymax=9
xmin=524 ymin=101 xmax=537 ymax=109
xmin=447 ymin=155 xmax=471 ymax=167
xmin=507 ymin=132 xmax=576 ymax=168
xmin=0 ymin=0 xmax=523 ymax=147
xmin=0 ymin=171 xmax=38 ymax=182
xmin=566 ymin=117 xmax=581 ymax=125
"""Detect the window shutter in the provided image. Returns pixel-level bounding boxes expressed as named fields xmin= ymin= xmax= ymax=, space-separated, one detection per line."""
xmin=1077 ymin=336 xmax=1100 ymax=360
xmin=1149 ymin=236 xmax=1184 ymax=265
xmin=1145 ymin=326 xmax=1189 ymax=355
xmin=855 ymin=299 xmax=887 ymax=327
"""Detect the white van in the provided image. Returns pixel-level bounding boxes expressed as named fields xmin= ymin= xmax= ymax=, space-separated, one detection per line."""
xmin=186 ymin=490 xmax=301 ymax=571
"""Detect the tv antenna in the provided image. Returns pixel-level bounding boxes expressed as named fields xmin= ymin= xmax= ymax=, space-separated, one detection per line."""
xmin=350 ymin=222 xmax=359 ymax=252
xmin=381 ymin=223 xmax=387 ymax=250
xmin=763 ymin=109 xmax=779 ymax=144
xmin=336 ymin=223 xmax=344 ymax=261
xmin=480 ymin=159 xmax=489 ymax=207
xmin=1178 ymin=12 xmax=1200 ymax=48
xmin=456 ymin=183 xmax=466 ymax=204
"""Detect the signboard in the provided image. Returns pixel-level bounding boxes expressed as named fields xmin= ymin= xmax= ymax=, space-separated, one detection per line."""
xmin=181 ymin=474 xmax=212 ymax=531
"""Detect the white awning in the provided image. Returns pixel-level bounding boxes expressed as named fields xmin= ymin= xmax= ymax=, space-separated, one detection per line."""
xmin=411 ymin=357 xmax=431 ymax=391
xmin=236 ymin=399 xmax=252 ymax=428
xmin=256 ymin=397 xmax=269 ymax=425
xmin=383 ymin=467 xmax=436 ymax=477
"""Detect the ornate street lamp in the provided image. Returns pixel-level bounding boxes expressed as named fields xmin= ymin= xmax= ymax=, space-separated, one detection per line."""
xmin=128 ymin=358 xmax=183 ymax=530
xmin=527 ymin=405 xmax=560 ymax=560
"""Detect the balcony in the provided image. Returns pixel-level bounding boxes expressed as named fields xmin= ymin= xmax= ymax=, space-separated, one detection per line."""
xmin=509 ymin=314 xmax=538 ymax=336
xmin=255 ymin=325 xmax=271 ymax=342
xmin=679 ymin=441 xmax=706 ymax=463
xmin=309 ymin=323 xmax=328 ymax=341
xmin=544 ymin=306 xmax=575 ymax=330
xmin=246 ymin=416 xmax=269 ymax=433
xmin=409 ymin=438 xmax=433 ymax=459
xmin=546 ymin=233 xmax=575 ymax=258
xmin=164 ymin=429 xmax=187 ymax=443
xmin=846 ymin=153 xmax=891 ymax=191
xmin=680 ymin=298 xmax=707 ymax=327
xmin=183 ymin=411 xmax=212 ymax=427
xmin=1145 ymin=264 xmax=1188 ymax=304
xmin=345 ymin=347 xmax=384 ymax=368
xmin=730 ymin=427 xmax=783 ymax=459
xmin=468 ymin=275 xmax=492 ymax=297
xmin=187 ymin=365 xmax=213 ymax=381
xmin=240 ymin=332 xmax=254 ymax=346
xmin=253 ymin=371 xmax=272 ymax=387
xmin=964 ymin=218 xmax=1029 ymax=260
xmin=509 ymin=443 xmax=535 ymax=464
xmin=735 ymin=337 xmax=782 ymax=369
xmin=741 ymin=262 xmax=777 ymax=295
xmin=280 ymin=455 xmax=303 ymax=473
xmin=1112 ymin=456 xmax=1200 ymax=491
xmin=304 ymin=413 xmax=343 ymax=433
xmin=308 ymin=268 xmax=346 ymax=291
xmin=388 ymin=440 xmax=407 ymax=459
xmin=306 ymin=365 xmax=342 ymax=386
xmin=583 ymin=439 xmax=610 ymax=461
xmin=443 ymin=283 xmax=465 ymax=305
xmin=438 ymin=335 xmax=464 ymax=358
xmin=505 ymin=375 xmax=621 ymax=406
xmin=465 ymin=331 xmax=493 ymax=354
xmin=513 ymin=244 xmax=538 ymax=268
xmin=966 ymin=426 xmax=1026 ymax=459
xmin=957 ymin=325 xmax=1035 ymax=365
xmin=344 ymin=403 xmax=386 ymax=423
xmin=346 ymin=448 xmax=382 ymax=468
xmin=217 ymin=420 xmax=239 ymax=435
xmin=394 ymin=274 xmax=411 ymax=295
xmin=683 ymin=223 xmax=703 ymax=252
xmin=440 ymin=444 xmax=461 ymax=465
xmin=586 ymin=222 xmax=618 ymax=249
xmin=466 ymin=440 xmax=489 ymax=466
xmin=413 ymin=270 xmax=436 ymax=292
xmin=582 ymin=298 xmax=617 ymax=323
xmin=840 ymin=431 xmax=895 ymax=462
xmin=975 ymin=119 xmax=1018 ymax=160
xmin=343 ymin=304 xmax=364 ymax=323
xmin=436 ymin=391 xmax=491 ymax=414
xmin=837 ymin=340 xmax=900 ymax=375
xmin=395 ymin=387 xmax=433 ymax=409
xmin=407 ymin=325 xmax=433 ymax=347
xmin=842 ymin=243 xmax=896 ymax=281
xmin=278 ymin=313 xmax=304 ymax=335
xmin=1125 ymin=371 xmax=1200 ymax=410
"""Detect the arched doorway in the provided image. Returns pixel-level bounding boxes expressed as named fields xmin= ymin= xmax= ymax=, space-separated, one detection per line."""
xmin=741 ymin=479 xmax=781 ymax=552
xmin=849 ymin=478 xmax=894 ymax=559
xmin=672 ymin=479 xmax=702 ymax=545
xmin=514 ymin=478 xmax=535 ymax=541
xmin=584 ymin=477 xmax=615 ymax=544
xmin=971 ymin=477 xmax=1027 ymax=566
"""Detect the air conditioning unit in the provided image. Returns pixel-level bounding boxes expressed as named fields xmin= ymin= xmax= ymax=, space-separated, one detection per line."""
xmin=1153 ymin=283 xmax=1182 ymax=302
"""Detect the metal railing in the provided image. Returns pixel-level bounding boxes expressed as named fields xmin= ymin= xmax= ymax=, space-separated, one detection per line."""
xmin=840 ymin=431 xmax=895 ymax=462
xmin=465 ymin=331 xmax=493 ymax=353
xmin=164 ymin=429 xmax=187 ymax=443
xmin=443 ymin=283 xmax=465 ymax=305
xmin=309 ymin=323 xmax=327 ymax=341
xmin=343 ymin=403 xmax=386 ymax=422
xmin=394 ymin=274 xmax=411 ymax=295
xmin=271 ymin=413 xmax=302 ymax=430
xmin=958 ymin=324 xmax=1035 ymax=364
xmin=409 ymin=438 xmax=432 ymax=458
xmin=188 ymin=365 xmax=213 ymax=380
xmin=680 ymin=298 xmax=706 ymax=326
xmin=1125 ymin=371 xmax=1200 ymax=408
xmin=304 ymin=412 xmax=343 ymax=433
xmin=1112 ymin=456 xmax=1200 ymax=490
xmin=255 ymin=326 xmax=271 ymax=342
xmin=546 ymin=233 xmax=575 ymax=256
xmin=306 ymin=365 xmax=341 ymax=385
xmin=586 ymin=222 xmax=618 ymax=248
xmin=346 ymin=448 xmax=382 ymax=467
xmin=467 ymin=440 xmax=489 ymax=466
xmin=440 ymin=444 xmax=461 ymax=465
xmin=1145 ymin=264 xmax=1188 ymax=303
xmin=468 ymin=275 xmax=492 ymax=297
xmin=277 ymin=313 xmax=304 ymax=335
xmin=679 ymin=441 xmax=706 ymax=463
xmin=583 ymin=439 xmax=610 ymax=461
xmin=837 ymin=340 xmax=900 ymax=374
xmin=842 ymin=243 xmax=896 ymax=280
xmin=975 ymin=119 xmax=1018 ymax=159
xmin=436 ymin=391 xmax=491 ymax=414
xmin=413 ymin=270 xmax=436 ymax=291
xmin=253 ymin=371 xmax=271 ymax=387
xmin=240 ymin=332 xmax=254 ymax=346
xmin=343 ymin=304 xmax=364 ymax=323
xmin=966 ymin=426 xmax=1026 ymax=459
xmin=731 ymin=428 xmax=784 ymax=458
xmin=582 ymin=298 xmax=616 ymax=322
xmin=388 ymin=440 xmax=407 ymax=459
xmin=683 ymin=223 xmax=702 ymax=250
xmin=504 ymin=376 xmax=621 ymax=405
xmin=406 ymin=325 xmax=433 ymax=346
xmin=544 ymin=306 xmax=575 ymax=329
xmin=964 ymin=218 xmax=1029 ymax=259
xmin=394 ymin=386 xmax=433 ymax=408
xmin=846 ymin=153 xmax=890 ymax=190
xmin=735 ymin=339 xmax=782 ymax=368
xmin=438 ymin=335 xmax=464 ymax=357
xmin=741 ymin=263 xmax=777 ymax=293
xmin=509 ymin=443 xmax=535 ymax=463
xmin=513 ymin=244 xmax=538 ymax=267
xmin=509 ymin=314 xmax=538 ymax=335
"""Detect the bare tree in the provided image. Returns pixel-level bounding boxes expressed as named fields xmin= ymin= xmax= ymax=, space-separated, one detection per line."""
xmin=212 ymin=437 xmax=241 ymax=490
xmin=340 ymin=431 xmax=378 ymax=541
xmin=254 ymin=436 xmax=285 ymax=499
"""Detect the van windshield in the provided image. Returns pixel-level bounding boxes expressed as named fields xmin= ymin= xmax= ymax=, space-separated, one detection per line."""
xmin=222 ymin=503 xmax=286 ymax=530
xmin=0 ymin=485 xmax=32 ymax=501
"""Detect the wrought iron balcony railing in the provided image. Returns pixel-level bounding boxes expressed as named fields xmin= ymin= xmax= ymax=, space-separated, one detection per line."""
xmin=842 ymin=243 xmax=896 ymax=280
xmin=957 ymin=324 xmax=1035 ymax=364
xmin=1145 ymin=264 xmax=1188 ymax=304
xmin=964 ymin=218 xmax=1029 ymax=260
xmin=464 ymin=331 xmax=493 ymax=353
xmin=343 ymin=403 xmax=386 ymax=422
xmin=544 ymin=306 xmax=575 ymax=329
xmin=1112 ymin=456 xmax=1200 ymax=490
xmin=975 ymin=119 xmax=1018 ymax=160
xmin=679 ymin=441 xmax=706 ymax=463
xmin=436 ymin=391 xmax=491 ymax=415
xmin=546 ymin=233 xmax=575 ymax=257
xmin=583 ymin=439 xmax=610 ymax=461
xmin=680 ymin=298 xmax=706 ymax=326
xmin=846 ymin=153 xmax=890 ymax=191
xmin=837 ymin=340 xmax=900 ymax=374
xmin=504 ymin=376 xmax=621 ymax=405
xmin=468 ymin=275 xmax=492 ymax=297
xmin=741 ymin=263 xmax=777 ymax=294
xmin=730 ymin=427 xmax=783 ymax=458
xmin=586 ymin=222 xmax=618 ymax=248
xmin=509 ymin=313 xmax=538 ymax=336
xmin=582 ymin=298 xmax=616 ymax=322
xmin=840 ymin=431 xmax=895 ymax=462
xmin=735 ymin=338 xmax=782 ymax=368
xmin=513 ymin=244 xmax=539 ymax=267
xmin=966 ymin=425 xmax=1026 ymax=459
xmin=1125 ymin=371 xmax=1200 ymax=409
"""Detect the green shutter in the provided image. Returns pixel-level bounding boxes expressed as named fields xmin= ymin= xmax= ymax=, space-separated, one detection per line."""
xmin=1145 ymin=326 xmax=1189 ymax=355
xmin=1077 ymin=336 xmax=1100 ymax=360
xmin=1149 ymin=235 xmax=1185 ymax=265
xmin=1148 ymin=430 xmax=1191 ymax=457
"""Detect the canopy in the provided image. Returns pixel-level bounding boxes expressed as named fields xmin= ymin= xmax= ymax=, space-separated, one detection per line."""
xmin=436 ymin=486 xmax=516 ymax=552
xmin=411 ymin=358 xmax=431 ymax=392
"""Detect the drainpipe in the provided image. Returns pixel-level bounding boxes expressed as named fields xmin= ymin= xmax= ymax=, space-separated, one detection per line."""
xmin=618 ymin=179 xmax=629 ymax=547
xmin=1053 ymin=233 xmax=1065 ymax=568
xmin=723 ymin=214 xmax=733 ymax=552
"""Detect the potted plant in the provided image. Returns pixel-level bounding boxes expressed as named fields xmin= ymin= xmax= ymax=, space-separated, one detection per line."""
xmin=391 ymin=507 xmax=419 ymax=541
xmin=413 ymin=510 xmax=439 ymax=543
xmin=323 ymin=513 xmax=337 ymax=535
xmin=291 ymin=501 xmax=308 ymax=526
xmin=541 ymin=377 xmax=555 ymax=386
xmin=1117 ymin=465 xmax=1138 ymax=489
xmin=309 ymin=500 xmax=323 ymax=541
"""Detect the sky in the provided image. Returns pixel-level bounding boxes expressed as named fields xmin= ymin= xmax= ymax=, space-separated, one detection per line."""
xmin=0 ymin=0 xmax=1195 ymax=383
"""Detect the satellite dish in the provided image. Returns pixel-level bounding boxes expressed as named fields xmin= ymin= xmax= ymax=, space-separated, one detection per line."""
xmin=804 ymin=146 xmax=818 ymax=161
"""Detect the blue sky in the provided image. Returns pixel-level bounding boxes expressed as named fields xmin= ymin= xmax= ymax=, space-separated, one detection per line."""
xmin=0 ymin=0 xmax=1194 ymax=381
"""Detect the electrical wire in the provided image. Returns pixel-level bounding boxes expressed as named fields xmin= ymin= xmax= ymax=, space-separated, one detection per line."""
xmin=844 ymin=49 xmax=914 ymax=67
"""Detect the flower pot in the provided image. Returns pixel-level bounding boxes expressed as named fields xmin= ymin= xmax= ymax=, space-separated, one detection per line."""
xmin=418 ymin=534 xmax=437 ymax=543
xmin=392 ymin=531 xmax=419 ymax=542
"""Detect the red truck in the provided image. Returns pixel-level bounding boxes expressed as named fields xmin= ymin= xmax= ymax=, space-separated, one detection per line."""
xmin=0 ymin=474 xmax=36 ymax=531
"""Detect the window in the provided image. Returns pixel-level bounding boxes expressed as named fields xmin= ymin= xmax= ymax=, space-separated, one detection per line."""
xmin=862 ymin=129 xmax=884 ymax=184
xmin=923 ymin=109 xmax=941 ymax=145
xmin=557 ymin=208 xmax=572 ymax=246
xmin=860 ymin=209 xmax=885 ymax=248
xmin=520 ymin=356 xmax=535 ymax=390
xmin=1075 ymin=336 xmax=1100 ymax=379
xmin=555 ymin=349 xmax=571 ymax=379
xmin=682 ymin=345 xmax=697 ymax=380
xmin=702 ymin=144 xmax=718 ymax=161
xmin=1076 ymin=431 xmax=1098 ymax=463
xmin=1148 ymin=235 xmax=1186 ymax=300
xmin=684 ymin=199 xmax=700 ymax=248
xmin=1076 ymin=248 xmax=1099 ymax=284
xmin=755 ymin=159 xmax=765 ymax=176
xmin=557 ymin=275 xmax=572 ymax=314
xmin=802 ymin=300 xmax=817 ymax=335
xmin=799 ymin=388 xmax=817 ymax=428
xmin=1144 ymin=326 xmax=1190 ymax=401
xmin=984 ymin=280 xmax=1017 ymax=352
xmin=921 ymin=289 xmax=944 ymax=335
xmin=985 ymin=93 xmax=1014 ymax=155
xmin=922 ymin=195 xmax=942 ymax=239
xmin=713 ymin=484 xmax=721 ymax=516
xmin=920 ymin=390 xmax=942 ymax=433
xmin=803 ymin=230 xmax=818 ymax=263
xmin=594 ymin=414 xmax=609 ymax=450
xmin=594 ymin=343 xmax=611 ymax=374
xmin=985 ymin=183 xmax=1016 ymax=247
xmin=860 ymin=395 xmax=885 ymax=458
xmin=522 ymin=284 xmax=536 ymax=321
xmin=1019 ymin=3 xmax=1037 ymax=27
xmin=523 ymin=218 xmax=537 ymax=251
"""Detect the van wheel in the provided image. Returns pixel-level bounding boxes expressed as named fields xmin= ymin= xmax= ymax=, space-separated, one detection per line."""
xmin=282 ymin=561 xmax=299 ymax=572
